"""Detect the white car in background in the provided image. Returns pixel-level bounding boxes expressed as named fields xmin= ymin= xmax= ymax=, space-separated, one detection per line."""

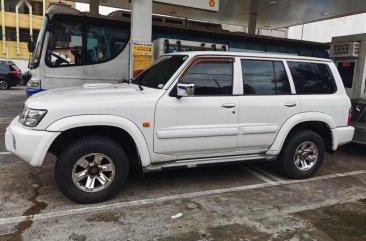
xmin=5 ymin=52 xmax=354 ymax=203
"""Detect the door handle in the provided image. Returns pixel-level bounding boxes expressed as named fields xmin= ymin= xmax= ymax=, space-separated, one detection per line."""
xmin=285 ymin=103 xmax=297 ymax=108
xmin=222 ymin=103 xmax=236 ymax=108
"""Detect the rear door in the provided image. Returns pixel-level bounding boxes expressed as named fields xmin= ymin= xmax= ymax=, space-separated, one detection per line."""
xmin=287 ymin=61 xmax=346 ymax=127
xmin=237 ymin=58 xmax=300 ymax=151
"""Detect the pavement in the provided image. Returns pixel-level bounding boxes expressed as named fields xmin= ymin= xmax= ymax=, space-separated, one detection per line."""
xmin=0 ymin=87 xmax=365 ymax=241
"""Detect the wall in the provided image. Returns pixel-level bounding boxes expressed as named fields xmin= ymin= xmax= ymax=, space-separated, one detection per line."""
xmin=11 ymin=58 xmax=29 ymax=72
xmin=288 ymin=13 xmax=366 ymax=43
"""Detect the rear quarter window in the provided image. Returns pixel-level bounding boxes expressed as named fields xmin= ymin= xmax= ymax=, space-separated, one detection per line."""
xmin=287 ymin=62 xmax=337 ymax=94
xmin=10 ymin=65 xmax=20 ymax=71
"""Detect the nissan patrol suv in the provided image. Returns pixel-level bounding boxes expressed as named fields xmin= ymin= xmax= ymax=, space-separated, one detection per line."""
xmin=5 ymin=52 xmax=354 ymax=203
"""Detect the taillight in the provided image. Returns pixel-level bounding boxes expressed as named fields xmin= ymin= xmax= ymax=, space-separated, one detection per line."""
xmin=348 ymin=108 xmax=352 ymax=126
xmin=10 ymin=70 xmax=21 ymax=75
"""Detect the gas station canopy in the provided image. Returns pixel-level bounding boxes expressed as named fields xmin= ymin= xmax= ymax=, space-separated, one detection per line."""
xmin=74 ymin=0 xmax=366 ymax=29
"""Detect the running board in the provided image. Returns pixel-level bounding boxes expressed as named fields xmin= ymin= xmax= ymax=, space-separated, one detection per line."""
xmin=143 ymin=154 xmax=276 ymax=173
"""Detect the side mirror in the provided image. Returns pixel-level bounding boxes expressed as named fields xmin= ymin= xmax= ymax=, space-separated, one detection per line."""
xmin=48 ymin=34 xmax=56 ymax=50
xmin=27 ymin=36 xmax=35 ymax=53
xmin=177 ymin=83 xmax=195 ymax=97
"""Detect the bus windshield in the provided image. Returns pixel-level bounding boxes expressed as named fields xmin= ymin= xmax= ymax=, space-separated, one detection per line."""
xmin=132 ymin=55 xmax=189 ymax=89
xmin=30 ymin=15 xmax=48 ymax=69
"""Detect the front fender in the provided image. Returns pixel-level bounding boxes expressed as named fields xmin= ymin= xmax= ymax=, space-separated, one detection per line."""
xmin=267 ymin=112 xmax=336 ymax=155
xmin=46 ymin=115 xmax=151 ymax=167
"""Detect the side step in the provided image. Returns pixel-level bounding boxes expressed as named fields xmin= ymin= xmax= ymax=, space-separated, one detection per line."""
xmin=143 ymin=154 xmax=277 ymax=173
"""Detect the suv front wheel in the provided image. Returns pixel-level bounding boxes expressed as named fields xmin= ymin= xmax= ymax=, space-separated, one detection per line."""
xmin=0 ymin=79 xmax=10 ymax=90
xmin=278 ymin=129 xmax=325 ymax=179
xmin=55 ymin=136 xmax=129 ymax=203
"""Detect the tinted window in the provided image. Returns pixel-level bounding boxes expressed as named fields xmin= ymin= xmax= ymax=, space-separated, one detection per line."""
xmin=10 ymin=65 xmax=20 ymax=71
xmin=46 ymin=17 xmax=129 ymax=67
xmin=0 ymin=65 xmax=9 ymax=73
xmin=133 ymin=55 xmax=188 ymax=89
xmin=180 ymin=60 xmax=233 ymax=96
xmin=241 ymin=60 xmax=291 ymax=95
xmin=288 ymin=62 xmax=336 ymax=94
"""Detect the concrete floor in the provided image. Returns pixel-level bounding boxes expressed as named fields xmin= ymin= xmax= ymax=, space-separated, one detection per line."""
xmin=0 ymin=87 xmax=365 ymax=241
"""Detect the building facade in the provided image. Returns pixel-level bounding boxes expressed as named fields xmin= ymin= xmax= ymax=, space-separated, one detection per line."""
xmin=0 ymin=0 xmax=74 ymax=70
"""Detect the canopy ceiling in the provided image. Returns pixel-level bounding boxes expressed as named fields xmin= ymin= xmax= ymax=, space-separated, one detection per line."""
xmin=74 ymin=0 xmax=366 ymax=29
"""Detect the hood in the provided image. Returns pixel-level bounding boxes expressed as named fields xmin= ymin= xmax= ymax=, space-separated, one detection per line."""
xmin=25 ymin=83 xmax=160 ymax=110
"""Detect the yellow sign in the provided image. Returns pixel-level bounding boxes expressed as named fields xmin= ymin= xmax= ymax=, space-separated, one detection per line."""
xmin=155 ymin=0 xmax=220 ymax=11
xmin=132 ymin=42 xmax=153 ymax=78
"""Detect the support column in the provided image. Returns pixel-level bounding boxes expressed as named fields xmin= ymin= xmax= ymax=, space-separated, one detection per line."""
xmin=15 ymin=0 xmax=24 ymax=55
xmin=90 ymin=0 xmax=99 ymax=14
xmin=248 ymin=0 xmax=258 ymax=35
xmin=248 ymin=14 xmax=257 ymax=34
xmin=24 ymin=1 xmax=33 ymax=38
xmin=1 ymin=0 xmax=5 ymax=54
xmin=131 ymin=0 xmax=152 ymax=42
xmin=43 ymin=0 xmax=46 ymax=16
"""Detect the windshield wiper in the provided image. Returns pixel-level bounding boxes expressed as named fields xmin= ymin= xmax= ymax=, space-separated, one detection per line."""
xmin=137 ymin=78 xmax=144 ymax=91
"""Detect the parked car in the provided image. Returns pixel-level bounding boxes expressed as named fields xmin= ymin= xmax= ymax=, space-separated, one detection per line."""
xmin=5 ymin=52 xmax=355 ymax=203
xmin=20 ymin=71 xmax=32 ymax=86
xmin=0 ymin=60 xmax=22 ymax=90
xmin=351 ymin=99 xmax=366 ymax=144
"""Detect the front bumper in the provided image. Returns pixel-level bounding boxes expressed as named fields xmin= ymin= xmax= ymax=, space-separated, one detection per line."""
xmin=5 ymin=117 xmax=60 ymax=167
xmin=26 ymin=88 xmax=44 ymax=97
xmin=331 ymin=126 xmax=355 ymax=150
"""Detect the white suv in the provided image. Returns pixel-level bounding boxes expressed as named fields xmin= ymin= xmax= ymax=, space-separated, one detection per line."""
xmin=5 ymin=52 xmax=354 ymax=203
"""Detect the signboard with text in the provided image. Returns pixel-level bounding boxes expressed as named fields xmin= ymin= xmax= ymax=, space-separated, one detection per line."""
xmin=131 ymin=42 xmax=153 ymax=78
xmin=155 ymin=0 xmax=219 ymax=12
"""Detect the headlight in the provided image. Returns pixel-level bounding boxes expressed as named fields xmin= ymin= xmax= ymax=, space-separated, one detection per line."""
xmin=28 ymin=81 xmax=40 ymax=88
xmin=19 ymin=106 xmax=47 ymax=127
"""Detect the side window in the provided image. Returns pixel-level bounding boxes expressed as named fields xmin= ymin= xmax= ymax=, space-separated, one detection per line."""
xmin=180 ymin=59 xmax=233 ymax=96
xmin=0 ymin=65 xmax=9 ymax=74
xmin=86 ymin=24 xmax=129 ymax=64
xmin=287 ymin=62 xmax=337 ymax=94
xmin=46 ymin=21 xmax=83 ymax=66
xmin=46 ymin=17 xmax=129 ymax=67
xmin=241 ymin=60 xmax=291 ymax=95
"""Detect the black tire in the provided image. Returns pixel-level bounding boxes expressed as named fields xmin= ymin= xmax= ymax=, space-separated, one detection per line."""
xmin=55 ymin=136 xmax=129 ymax=204
xmin=0 ymin=79 xmax=10 ymax=90
xmin=278 ymin=129 xmax=325 ymax=179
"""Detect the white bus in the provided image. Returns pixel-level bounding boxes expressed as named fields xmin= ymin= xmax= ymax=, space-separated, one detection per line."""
xmin=27 ymin=4 xmax=131 ymax=96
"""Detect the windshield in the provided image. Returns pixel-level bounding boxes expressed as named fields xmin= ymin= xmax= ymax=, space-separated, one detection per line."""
xmin=30 ymin=15 xmax=48 ymax=69
xmin=132 ymin=55 xmax=189 ymax=89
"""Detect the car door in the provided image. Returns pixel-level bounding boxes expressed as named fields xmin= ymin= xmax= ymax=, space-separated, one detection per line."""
xmin=237 ymin=58 xmax=300 ymax=151
xmin=154 ymin=57 xmax=239 ymax=159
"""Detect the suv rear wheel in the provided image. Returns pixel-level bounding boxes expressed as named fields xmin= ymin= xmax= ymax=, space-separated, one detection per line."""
xmin=278 ymin=129 xmax=325 ymax=179
xmin=55 ymin=136 xmax=129 ymax=203
xmin=0 ymin=79 xmax=10 ymax=90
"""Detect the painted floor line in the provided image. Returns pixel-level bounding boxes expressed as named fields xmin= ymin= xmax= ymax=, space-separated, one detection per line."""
xmin=248 ymin=164 xmax=285 ymax=183
xmin=240 ymin=165 xmax=276 ymax=184
xmin=0 ymin=169 xmax=365 ymax=226
xmin=0 ymin=117 xmax=13 ymax=125
xmin=0 ymin=152 xmax=11 ymax=155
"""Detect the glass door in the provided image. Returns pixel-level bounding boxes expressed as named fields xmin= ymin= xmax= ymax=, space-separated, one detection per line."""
xmin=336 ymin=60 xmax=357 ymax=98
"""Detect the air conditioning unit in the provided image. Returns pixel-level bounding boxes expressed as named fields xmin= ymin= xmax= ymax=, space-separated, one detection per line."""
xmin=330 ymin=42 xmax=360 ymax=58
